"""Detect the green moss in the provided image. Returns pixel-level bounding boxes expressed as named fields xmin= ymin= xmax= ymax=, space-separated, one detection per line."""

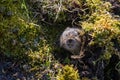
xmin=57 ymin=65 xmax=80 ymax=80
xmin=81 ymin=0 xmax=120 ymax=61
xmin=0 ymin=0 xmax=120 ymax=79
xmin=0 ymin=0 xmax=43 ymax=58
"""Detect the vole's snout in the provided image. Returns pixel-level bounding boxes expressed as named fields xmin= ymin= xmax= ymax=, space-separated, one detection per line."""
xmin=67 ymin=39 xmax=74 ymax=44
xmin=66 ymin=39 xmax=75 ymax=49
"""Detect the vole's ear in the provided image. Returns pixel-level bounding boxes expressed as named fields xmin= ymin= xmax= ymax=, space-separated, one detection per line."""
xmin=65 ymin=27 xmax=70 ymax=30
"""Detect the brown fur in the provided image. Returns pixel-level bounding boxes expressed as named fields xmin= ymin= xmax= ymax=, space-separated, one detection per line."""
xmin=60 ymin=27 xmax=84 ymax=55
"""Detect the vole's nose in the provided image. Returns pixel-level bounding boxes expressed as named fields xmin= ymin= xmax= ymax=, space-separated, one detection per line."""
xmin=67 ymin=39 xmax=74 ymax=44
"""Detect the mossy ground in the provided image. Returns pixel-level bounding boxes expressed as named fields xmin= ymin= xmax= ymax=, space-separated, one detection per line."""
xmin=0 ymin=0 xmax=120 ymax=80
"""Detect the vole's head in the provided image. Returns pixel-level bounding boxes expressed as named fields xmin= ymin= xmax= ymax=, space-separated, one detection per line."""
xmin=60 ymin=27 xmax=82 ymax=54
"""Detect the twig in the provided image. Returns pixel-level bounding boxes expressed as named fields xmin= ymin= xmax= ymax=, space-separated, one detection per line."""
xmin=71 ymin=36 xmax=86 ymax=59
xmin=54 ymin=0 xmax=63 ymax=22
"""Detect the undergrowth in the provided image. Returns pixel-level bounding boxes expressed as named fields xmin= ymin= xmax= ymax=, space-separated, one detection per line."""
xmin=82 ymin=0 xmax=120 ymax=60
xmin=0 ymin=0 xmax=120 ymax=80
xmin=0 ymin=0 xmax=43 ymax=58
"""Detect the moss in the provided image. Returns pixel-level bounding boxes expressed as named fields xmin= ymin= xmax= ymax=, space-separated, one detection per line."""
xmin=81 ymin=0 xmax=120 ymax=61
xmin=0 ymin=0 xmax=120 ymax=79
xmin=0 ymin=0 xmax=43 ymax=58
xmin=57 ymin=65 xmax=80 ymax=80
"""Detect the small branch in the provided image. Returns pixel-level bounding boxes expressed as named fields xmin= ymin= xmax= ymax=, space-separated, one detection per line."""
xmin=71 ymin=36 xmax=86 ymax=59
xmin=54 ymin=0 xmax=63 ymax=22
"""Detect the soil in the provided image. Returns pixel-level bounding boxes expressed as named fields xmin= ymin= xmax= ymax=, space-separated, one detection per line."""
xmin=0 ymin=54 xmax=36 ymax=80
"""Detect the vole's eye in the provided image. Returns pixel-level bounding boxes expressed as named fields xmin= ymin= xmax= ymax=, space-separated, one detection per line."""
xmin=65 ymin=34 xmax=68 ymax=36
xmin=74 ymin=32 xmax=79 ymax=36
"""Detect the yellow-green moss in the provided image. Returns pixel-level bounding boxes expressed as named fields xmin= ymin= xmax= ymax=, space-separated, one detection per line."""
xmin=81 ymin=0 xmax=120 ymax=60
xmin=57 ymin=65 xmax=80 ymax=80
xmin=0 ymin=0 xmax=43 ymax=58
xmin=0 ymin=0 xmax=120 ymax=79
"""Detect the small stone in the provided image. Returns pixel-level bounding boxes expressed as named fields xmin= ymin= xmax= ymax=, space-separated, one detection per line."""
xmin=6 ymin=11 xmax=13 ymax=16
